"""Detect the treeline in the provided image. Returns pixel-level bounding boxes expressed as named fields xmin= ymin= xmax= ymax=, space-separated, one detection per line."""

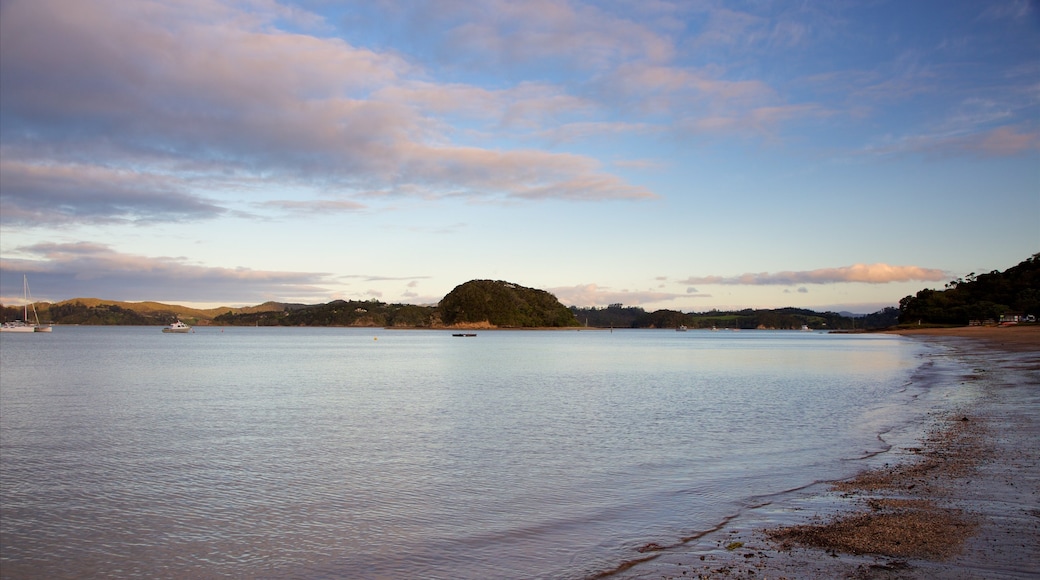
xmin=3 ymin=289 xmax=904 ymax=331
xmin=570 ymin=304 xmax=900 ymax=330
xmin=1 ymin=301 xmax=171 ymax=326
xmin=18 ymin=272 xmax=994 ymax=330
xmin=898 ymin=253 xmax=1040 ymax=325
xmin=214 ymin=300 xmax=436 ymax=327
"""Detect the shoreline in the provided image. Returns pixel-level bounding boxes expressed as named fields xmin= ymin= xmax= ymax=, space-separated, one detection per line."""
xmin=610 ymin=325 xmax=1039 ymax=579
xmin=887 ymin=324 xmax=1040 ymax=353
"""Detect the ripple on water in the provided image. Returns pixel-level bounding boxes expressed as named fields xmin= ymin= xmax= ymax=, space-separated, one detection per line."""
xmin=1 ymin=328 xmax=936 ymax=578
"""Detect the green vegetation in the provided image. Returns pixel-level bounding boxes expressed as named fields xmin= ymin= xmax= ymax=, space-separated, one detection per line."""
xmin=0 ymin=282 xmax=898 ymax=330
xmin=898 ymin=253 xmax=1039 ymax=325
xmin=570 ymin=305 xmax=899 ymax=330
xmin=213 ymin=299 xmax=436 ymax=327
xmin=0 ymin=300 xmax=174 ymax=326
xmin=439 ymin=280 xmax=579 ymax=327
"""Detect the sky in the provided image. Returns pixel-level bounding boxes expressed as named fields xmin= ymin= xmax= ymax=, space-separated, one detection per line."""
xmin=1 ymin=0 xmax=1037 ymax=314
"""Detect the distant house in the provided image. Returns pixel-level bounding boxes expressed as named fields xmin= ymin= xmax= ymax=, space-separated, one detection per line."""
xmin=999 ymin=312 xmax=1022 ymax=325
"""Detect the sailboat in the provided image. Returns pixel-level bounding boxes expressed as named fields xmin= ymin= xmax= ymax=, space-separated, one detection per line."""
xmin=1 ymin=275 xmax=51 ymax=333
xmin=26 ymin=276 xmax=51 ymax=332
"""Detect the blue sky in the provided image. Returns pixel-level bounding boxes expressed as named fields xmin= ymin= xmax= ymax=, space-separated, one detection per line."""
xmin=1 ymin=0 xmax=1037 ymax=313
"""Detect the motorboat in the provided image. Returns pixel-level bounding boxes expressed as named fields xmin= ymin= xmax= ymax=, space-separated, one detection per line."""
xmin=162 ymin=320 xmax=192 ymax=333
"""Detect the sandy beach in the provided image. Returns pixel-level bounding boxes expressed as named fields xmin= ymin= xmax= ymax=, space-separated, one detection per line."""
xmin=613 ymin=325 xmax=1039 ymax=579
xmin=890 ymin=324 xmax=1040 ymax=353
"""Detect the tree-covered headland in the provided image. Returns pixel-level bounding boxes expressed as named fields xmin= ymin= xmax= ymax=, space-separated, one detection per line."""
xmin=438 ymin=280 xmax=580 ymax=327
xmin=898 ymin=253 xmax=1039 ymax=325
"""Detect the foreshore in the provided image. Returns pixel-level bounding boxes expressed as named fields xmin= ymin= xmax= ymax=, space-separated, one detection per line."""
xmin=889 ymin=324 xmax=1040 ymax=353
xmin=613 ymin=325 xmax=1039 ymax=579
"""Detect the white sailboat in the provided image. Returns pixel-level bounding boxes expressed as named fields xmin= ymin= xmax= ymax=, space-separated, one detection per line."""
xmin=28 ymin=276 xmax=51 ymax=332
xmin=0 ymin=319 xmax=35 ymax=333
xmin=1 ymin=275 xmax=50 ymax=333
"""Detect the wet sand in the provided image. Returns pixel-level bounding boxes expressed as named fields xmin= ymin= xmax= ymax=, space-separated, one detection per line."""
xmin=890 ymin=324 xmax=1040 ymax=353
xmin=611 ymin=325 xmax=1039 ymax=579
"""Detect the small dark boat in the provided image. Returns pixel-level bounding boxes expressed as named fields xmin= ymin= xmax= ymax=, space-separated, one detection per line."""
xmin=452 ymin=333 xmax=477 ymax=337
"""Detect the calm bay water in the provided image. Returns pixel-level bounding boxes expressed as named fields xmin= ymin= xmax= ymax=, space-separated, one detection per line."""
xmin=1 ymin=327 xmax=958 ymax=578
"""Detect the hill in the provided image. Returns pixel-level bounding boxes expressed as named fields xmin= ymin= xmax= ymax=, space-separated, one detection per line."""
xmin=0 ymin=298 xmax=292 ymax=326
xmin=1 ymin=284 xmax=891 ymax=330
xmin=439 ymin=280 xmax=580 ymax=328
xmin=22 ymin=261 xmax=1033 ymax=330
xmin=898 ymin=253 xmax=1040 ymax=325
xmin=212 ymin=299 xmax=433 ymax=327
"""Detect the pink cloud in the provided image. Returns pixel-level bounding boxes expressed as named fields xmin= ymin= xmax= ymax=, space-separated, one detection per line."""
xmin=549 ymin=283 xmax=708 ymax=307
xmin=0 ymin=0 xmax=654 ymax=215
xmin=0 ymin=159 xmax=224 ymax=225
xmin=973 ymin=126 xmax=1040 ymax=155
xmin=866 ymin=124 xmax=1040 ymax=158
xmin=680 ymin=264 xmax=949 ymax=286
xmin=262 ymin=199 xmax=367 ymax=213
xmin=0 ymin=242 xmax=339 ymax=303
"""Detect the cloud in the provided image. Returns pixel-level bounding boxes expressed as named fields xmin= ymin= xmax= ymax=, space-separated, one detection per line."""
xmin=261 ymin=199 xmax=367 ymax=214
xmin=0 ymin=242 xmax=338 ymax=304
xmin=978 ymin=1 xmax=1035 ymax=21
xmin=680 ymin=264 xmax=948 ymax=286
xmin=0 ymin=0 xmax=654 ymax=227
xmin=866 ymin=124 xmax=1040 ymax=158
xmin=961 ymin=125 xmax=1039 ymax=156
xmin=432 ymin=0 xmax=675 ymax=70
xmin=0 ymin=158 xmax=226 ymax=226
xmin=549 ymin=283 xmax=710 ymax=307
xmin=376 ymin=81 xmax=593 ymax=130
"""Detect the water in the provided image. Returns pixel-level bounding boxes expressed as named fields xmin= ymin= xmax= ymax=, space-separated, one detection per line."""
xmin=0 ymin=327 xmax=957 ymax=578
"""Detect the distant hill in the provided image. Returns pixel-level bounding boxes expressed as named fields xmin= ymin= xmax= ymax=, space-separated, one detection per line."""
xmin=1 ymin=298 xmax=292 ymax=326
xmin=569 ymin=305 xmax=900 ymax=330
xmin=439 ymin=280 xmax=580 ymax=328
xmin=17 ymin=266 xmax=1014 ymax=330
xmin=898 ymin=253 xmax=1040 ymax=325
xmin=213 ymin=299 xmax=432 ymax=327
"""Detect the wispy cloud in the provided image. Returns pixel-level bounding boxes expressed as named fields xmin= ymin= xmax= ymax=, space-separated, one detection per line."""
xmin=680 ymin=264 xmax=949 ymax=286
xmin=865 ymin=124 xmax=1040 ymax=158
xmin=0 ymin=242 xmax=337 ymax=304
xmin=261 ymin=199 xmax=368 ymax=214
xmin=978 ymin=0 xmax=1035 ymax=21
xmin=549 ymin=283 xmax=710 ymax=308
xmin=0 ymin=159 xmax=226 ymax=226
xmin=433 ymin=0 xmax=675 ymax=70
